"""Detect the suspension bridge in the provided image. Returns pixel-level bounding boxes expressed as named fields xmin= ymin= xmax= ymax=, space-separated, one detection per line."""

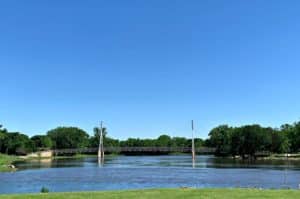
xmin=52 ymin=146 xmax=216 ymax=155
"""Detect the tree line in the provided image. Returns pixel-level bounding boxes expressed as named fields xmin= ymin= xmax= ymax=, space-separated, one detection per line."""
xmin=1 ymin=121 xmax=300 ymax=157
xmin=0 ymin=125 xmax=204 ymax=155
xmin=207 ymin=122 xmax=300 ymax=158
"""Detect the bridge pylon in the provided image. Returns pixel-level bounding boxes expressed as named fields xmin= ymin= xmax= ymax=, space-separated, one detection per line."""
xmin=191 ymin=120 xmax=196 ymax=167
xmin=98 ymin=121 xmax=104 ymax=164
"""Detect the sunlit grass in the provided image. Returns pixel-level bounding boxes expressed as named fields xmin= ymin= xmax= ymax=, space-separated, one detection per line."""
xmin=0 ymin=153 xmax=19 ymax=172
xmin=0 ymin=189 xmax=300 ymax=199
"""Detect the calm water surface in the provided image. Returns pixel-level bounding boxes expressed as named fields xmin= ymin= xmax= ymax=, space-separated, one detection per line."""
xmin=1 ymin=155 xmax=300 ymax=194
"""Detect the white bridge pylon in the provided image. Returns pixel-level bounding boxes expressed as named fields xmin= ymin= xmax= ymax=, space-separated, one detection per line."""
xmin=98 ymin=121 xmax=104 ymax=164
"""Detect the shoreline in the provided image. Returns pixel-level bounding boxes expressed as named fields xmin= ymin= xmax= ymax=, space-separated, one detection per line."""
xmin=2 ymin=153 xmax=300 ymax=173
xmin=0 ymin=154 xmax=20 ymax=172
xmin=0 ymin=188 xmax=300 ymax=199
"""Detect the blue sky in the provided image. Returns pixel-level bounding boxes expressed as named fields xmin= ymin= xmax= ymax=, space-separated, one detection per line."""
xmin=1 ymin=0 xmax=300 ymax=139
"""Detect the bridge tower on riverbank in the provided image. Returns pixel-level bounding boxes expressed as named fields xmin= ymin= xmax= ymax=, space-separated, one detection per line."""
xmin=191 ymin=120 xmax=196 ymax=165
xmin=98 ymin=121 xmax=104 ymax=164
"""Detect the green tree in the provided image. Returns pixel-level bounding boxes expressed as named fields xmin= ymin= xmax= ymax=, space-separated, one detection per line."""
xmin=93 ymin=127 xmax=107 ymax=138
xmin=172 ymin=137 xmax=188 ymax=147
xmin=120 ymin=138 xmax=143 ymax=147
xmin=230 ymin=127 xmax=242 ymax=157
xmin=292 ymin=122 xmax=300 ymax=152
xmin=47 ymin=127 xmax=89 ymax=149
xmin=0 ymin=134 xmax=5 ymax=152
xmin=142 ymin=139 xmax=156 ymax=147
xmin=234 ymin=125 xmax=267 ymax=159
xmin=0 ymin=125 xmax=7 ymax=133
xmin=279 ymin=132 xmax=290 ymax=153
xmin=208 ymin=125 xmax=232 ymax=156
xmin=194 ymin=138 xmax=204 ymax=148
xmin=281 ymin=123 xmax=299 ymax=152
xmin=0 ymin=125 xmax=8 ymax=153
xmin=155 ymin=135 xmax=172 ymax=147
xmin=2 ymin=132 xmax=35 ymax=155
xmin=31 ymin=135 xmax=53 ymax=149
xmin=269 ymin=129 xmax=290 ymax=153
xmin=89 ymin=127 xmax=119 ymax=147
xmin=260 ymin=127 xmax=272 ymax=152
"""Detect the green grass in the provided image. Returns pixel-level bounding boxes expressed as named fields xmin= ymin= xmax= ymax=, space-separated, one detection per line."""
xmin=0 ymin=153 xmax=19 ymax=172
xmin=0 ymin=189 xmax=299 ymax=199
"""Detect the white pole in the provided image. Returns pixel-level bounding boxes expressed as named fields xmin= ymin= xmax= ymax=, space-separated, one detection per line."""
xmin=98 ymin=122 xmax=101 ymax=159
xmin=191 ymin=120 xmax=195 ymax=163
xmin=98 ymin=121 xmax=104 ymax=164
xmin=101 ymin=121 xmax=104 ymax=161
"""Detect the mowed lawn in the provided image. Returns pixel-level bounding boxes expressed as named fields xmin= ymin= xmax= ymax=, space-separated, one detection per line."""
xmin=0 ymin=189 xmax=300 ymax=199
xmin=0 ymin=154 xmax=19 ymax=172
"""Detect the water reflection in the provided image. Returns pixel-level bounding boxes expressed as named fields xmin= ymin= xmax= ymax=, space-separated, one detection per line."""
xmin=14 ymin=155 xmax=300 ymax=171
xmin=0 ymin=155 xmax=299 ymax=194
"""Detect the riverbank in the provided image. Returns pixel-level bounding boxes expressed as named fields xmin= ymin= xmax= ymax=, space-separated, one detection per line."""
xmin=0 ymin=154 xmax=19 ymax=172
xmin=0 ymin=189 xmax=300 ymax=199
xmin=221 ymin=153 xmax=300 ymax=161
xmin=2 ymin=152 xmax=300 ymax=173
xmin=43 ymin=152 xmax=300 ymax=160
xmin=0 ymin=153 xmax=122 ymax=172
xmin=260 ymin=153 xmax=300 ymax=160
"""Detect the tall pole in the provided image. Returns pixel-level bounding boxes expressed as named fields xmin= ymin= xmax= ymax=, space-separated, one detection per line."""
xmin=98 ymin=121 xmax=104 ymax=164
xmin=191 ymin=120 xmax=195 ymax=164
xmin=101 ymin=122 xmax=104 ymax=161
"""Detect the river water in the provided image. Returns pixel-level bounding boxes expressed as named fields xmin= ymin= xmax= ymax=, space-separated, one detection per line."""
xmin=1 ymin=155 xmax=300 ymax=194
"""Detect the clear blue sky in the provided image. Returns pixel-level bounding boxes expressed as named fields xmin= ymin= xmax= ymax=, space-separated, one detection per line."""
xmin=1 ymin=0 xmax=300 ymax=139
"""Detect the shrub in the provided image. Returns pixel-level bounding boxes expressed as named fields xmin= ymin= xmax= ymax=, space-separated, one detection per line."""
xmin=40 ymin=186 xmax=49 ymax=193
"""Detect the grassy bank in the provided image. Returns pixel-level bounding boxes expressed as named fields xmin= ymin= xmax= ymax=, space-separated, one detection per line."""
xmin=261 ymin=153 xmax=300 ymax=160
xmin=0 ymin=154 xmax=19 ymax=172
xmin=0 ymin=189 xmax=300 ymax=199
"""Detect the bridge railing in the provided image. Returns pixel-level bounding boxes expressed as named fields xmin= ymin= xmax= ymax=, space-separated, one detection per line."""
xmin=52 ymin=147 xmax=216 ymax=154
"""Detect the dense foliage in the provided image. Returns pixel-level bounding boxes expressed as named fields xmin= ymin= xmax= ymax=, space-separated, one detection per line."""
xmin=1 ymin=121 xmax=300 ymax=156
xmin=0 ymin=125 xmax=7 ymax=153
xmin=31 ymin=135 xmax=53 ymax=149
xmin=0 ymin=124 xmax=205 ymax=155
xmin=207 ymin=123 xmax=298 ymax=158
xmin=47 ymin=127 xmax=89 ymax=149
xmin=89 ymin=133 xmax=204 ymax=148
xmin=0 ymin=125 xmax=35 ymax=155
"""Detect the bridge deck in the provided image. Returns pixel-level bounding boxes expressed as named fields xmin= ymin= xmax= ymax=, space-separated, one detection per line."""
xmin=52 ymin=147 xmax=216 ymax=155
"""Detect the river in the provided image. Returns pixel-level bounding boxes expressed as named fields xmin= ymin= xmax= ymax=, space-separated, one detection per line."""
xmin=0 ymin=155 xmax=300 ymax=194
